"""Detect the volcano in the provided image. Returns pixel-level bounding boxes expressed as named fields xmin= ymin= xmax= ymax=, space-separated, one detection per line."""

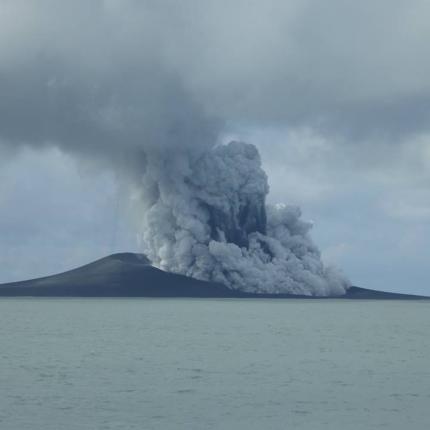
xmin=0 ymin=253 xmax=427 ymax=299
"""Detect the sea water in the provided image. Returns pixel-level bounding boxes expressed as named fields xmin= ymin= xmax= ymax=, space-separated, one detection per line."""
xmin=0 ymin=298 xmax=429 ymax=430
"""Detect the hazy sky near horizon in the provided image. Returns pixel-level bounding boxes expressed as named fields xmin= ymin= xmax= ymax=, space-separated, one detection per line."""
xmin=1 ymin=0 xmax=430 ymax=294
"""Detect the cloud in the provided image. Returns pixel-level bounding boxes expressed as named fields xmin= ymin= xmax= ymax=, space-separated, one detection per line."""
xmin=0 ymin=0 xmax=429 ymax=157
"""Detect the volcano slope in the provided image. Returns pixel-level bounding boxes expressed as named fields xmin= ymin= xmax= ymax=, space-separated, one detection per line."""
xmin=0 ymin=253 xmax=427 ymax=299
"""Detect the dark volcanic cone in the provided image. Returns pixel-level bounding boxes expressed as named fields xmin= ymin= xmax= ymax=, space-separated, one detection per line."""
xmin=0 ymin=253 xmax=428 ymax=299
xmin=0 ymin=253 xmax=239 ymax=298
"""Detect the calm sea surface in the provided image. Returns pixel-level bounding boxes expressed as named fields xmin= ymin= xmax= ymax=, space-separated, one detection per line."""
xmin=0 ymin=298 xmax=429 ymax=430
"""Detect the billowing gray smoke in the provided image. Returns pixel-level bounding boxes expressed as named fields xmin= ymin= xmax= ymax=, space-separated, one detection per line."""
xmin=0 ymin=0 xmax=372 ymax=295
xmin=137 ymin=141 xmax=348 ymax=295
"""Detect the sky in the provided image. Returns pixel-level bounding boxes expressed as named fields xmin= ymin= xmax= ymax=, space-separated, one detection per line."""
xmin=0 ymin=0 xmax=429 ymax=294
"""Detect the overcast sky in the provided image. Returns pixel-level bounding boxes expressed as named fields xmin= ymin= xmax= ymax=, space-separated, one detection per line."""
xmin=1 ymin=0 xmax=429 ymax=294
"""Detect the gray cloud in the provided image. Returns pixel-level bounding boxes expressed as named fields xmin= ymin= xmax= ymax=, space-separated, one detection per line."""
xmin=0 ymin=0 xmax=429 ymax=156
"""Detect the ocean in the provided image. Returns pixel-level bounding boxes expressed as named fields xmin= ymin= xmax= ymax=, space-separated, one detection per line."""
xmin=0 ymin=298 xmax=429 ymax=429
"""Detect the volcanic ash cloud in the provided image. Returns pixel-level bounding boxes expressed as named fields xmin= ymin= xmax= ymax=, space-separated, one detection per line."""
xmin=0 ymin=1 xmax=354 ymax=296
xmin=137 ymin=141 xmax=349 ymax=296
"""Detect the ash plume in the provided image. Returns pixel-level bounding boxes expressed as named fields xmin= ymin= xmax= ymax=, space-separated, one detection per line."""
xmin=136 ymin=141 xmax=347 ymax=295
xmin=13 ymin=1 xmax=420 ymax=295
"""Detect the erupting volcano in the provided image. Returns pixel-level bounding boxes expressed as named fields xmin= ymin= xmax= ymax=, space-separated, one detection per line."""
xmin=136 ymin=141 xmax=348 ymax=295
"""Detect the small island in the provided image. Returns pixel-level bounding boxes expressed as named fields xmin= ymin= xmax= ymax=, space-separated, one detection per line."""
xmin=0 ymin=253 xmax=426 ymax=299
